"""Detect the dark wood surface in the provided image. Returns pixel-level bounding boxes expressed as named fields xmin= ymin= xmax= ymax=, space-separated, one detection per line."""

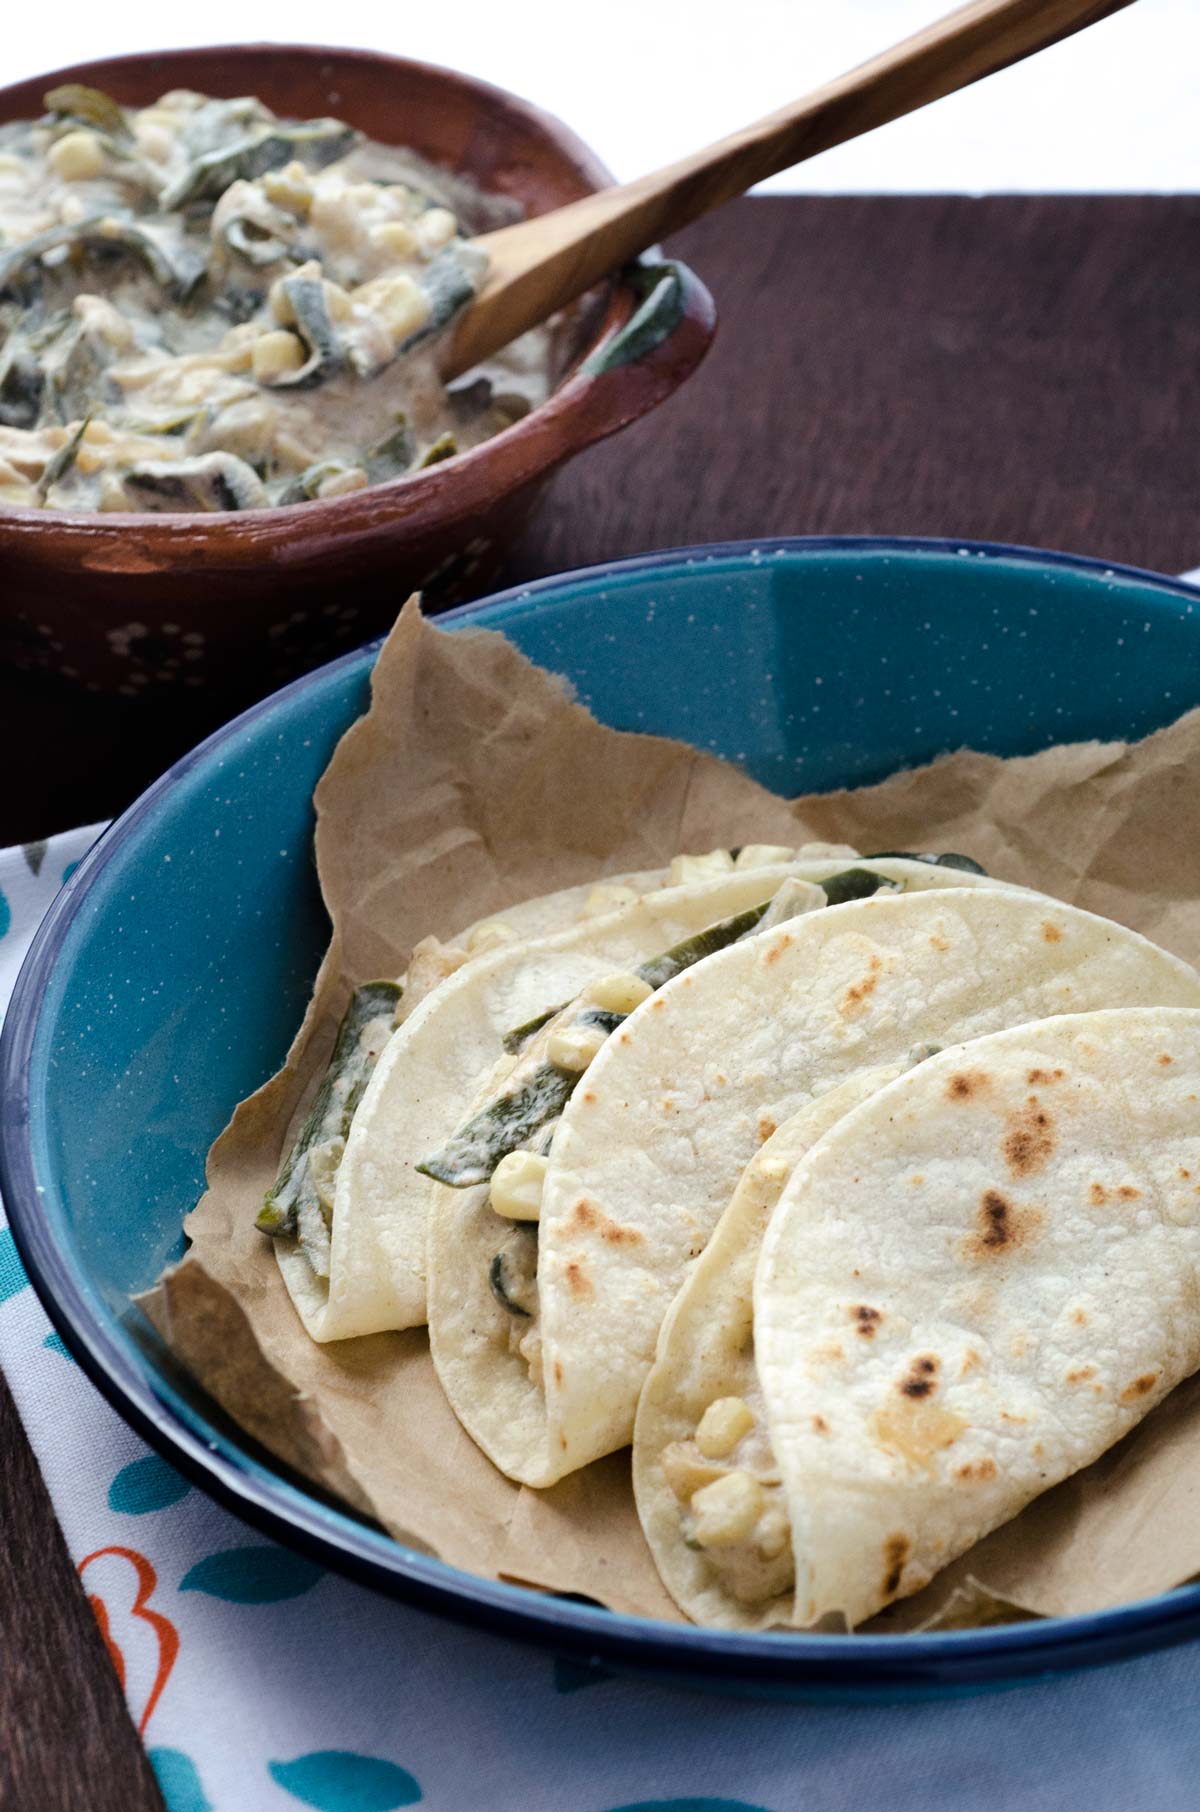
xmin=2 ymin=193 xmax=1198 ymax=1808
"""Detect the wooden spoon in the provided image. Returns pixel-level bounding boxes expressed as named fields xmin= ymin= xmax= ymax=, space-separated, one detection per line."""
xmin=445 ymin=0 xmax=1132 ymax=377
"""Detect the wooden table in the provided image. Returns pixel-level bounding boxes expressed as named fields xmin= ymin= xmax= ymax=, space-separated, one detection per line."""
xmin=2 ymin=195 xmax=1198 ymax=1808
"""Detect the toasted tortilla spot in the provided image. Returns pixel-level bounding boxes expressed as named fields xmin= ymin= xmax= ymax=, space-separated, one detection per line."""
xmin=553 ymin=1359 xmax=563 ymax=1385
xmin=1181 ymin=1168 xmax=1192 ymax=1181
xmin=1002 ymin=1097 xmax=1056 ymax=1176
xmin=1066 ymin=1363 xmax=1097 ymax=1384
xmin=1072 ymin=1307 xmax=1089 ymax=1326
xmin=960 ymin=1348 xmax=982 ymax=1376
xmin=946 ymin=1069 xmax=988 ymax=1102
xmin=840 ymin=953 xmax=883 ymax=1014
xmin=955 ymin=1457 xmax=998 ymax=1483
xmin=1090 ymin=1182 xmax=1109 ymax=1206
xmin=763 ymin=934 xmax=793 ymax=966
xmin=1121 ymin=1371 xmax=1159 ymax=1403
xmin=1159 ymin=1053 xmax=1174 ymax=1065
xmin=852 ymin=1303 xmax=882 ymax=1337
xmin=1118 ymin=1184 xmax=1141 ymax=1200
xmin=812 ymin=1414 xmax=830 ymax=1434
xmin=581 ymin=1089 xmax=598 ymax=1103
xmin=618 ymin=1031 xmax=631 ymax=1045
xmin=600 ymin=1217 xmax=644 ymax=1247
xmin=909 ymin=1173 xmax=925 ymax=1186
xmin=565 ymin=1261 xmax=592 ymax=1300
xmin=757 ymin=1111 xmax=778 ymax=1142
xmin=929 ymin=933 xmax=949 ymax=952
xmin=1041 ymin=921 xmax=1064 ymax=943
xmin=810 ymin=1339 xmax=846 ymax=1365
xmin=881 ymin=1532 xmax=910 ymax=1598
xmin=1027 ymin=1066 xmax=1066 ymax=1085
xmin=968 ymin=1188 xmax=1041 ymax=1256
xmin=571 ymin=1198 xmax=597 ymax=1230
xmin=999 ymin=1410 xmax=1027 ymax=1425
xmin=651 ymin=997 xmax=666 ymax=1011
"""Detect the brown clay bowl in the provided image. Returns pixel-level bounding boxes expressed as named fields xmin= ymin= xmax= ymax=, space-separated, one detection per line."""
xmin=0 ymin=45 xmax=716 ymax=701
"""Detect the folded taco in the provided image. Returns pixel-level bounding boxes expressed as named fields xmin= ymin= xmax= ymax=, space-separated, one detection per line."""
xmin=429 ymin=884 xmax=1197 ymax=1487
xmin=745 ymin=1007 xmax=1200 ymax=1629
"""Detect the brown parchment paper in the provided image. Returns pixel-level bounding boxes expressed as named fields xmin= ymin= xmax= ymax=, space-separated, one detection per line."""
xmin=143 ymin=597 xmax=1200 ymax=1630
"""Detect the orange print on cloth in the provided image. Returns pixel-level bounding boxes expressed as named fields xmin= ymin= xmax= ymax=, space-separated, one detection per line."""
xmin=79 ymin=1546 xmax=179 ymax=1735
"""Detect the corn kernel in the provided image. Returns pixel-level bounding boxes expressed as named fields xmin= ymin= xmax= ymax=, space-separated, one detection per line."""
xmin=252 ymin=330 xmax=306 ymax=385
xmin=135 ymin=120 xmax=175 ymax=165
xmin=660 ymin=1442 xmax=723 ymax=1503
xmin=668 ymin=849 xmax=734 ymax=886
xmin=490 ymin=1150 xmax=548 ymax=1221
xmin=316 ymin=467 xmax=369 ymax=499
xmin=466 ymin=919 xmax=518 ymax=955
xmin=755 ymin=1506 xmax=791 ymax=1562
xmin=370 ymin=219 xmax=418 ymax=261
xmin=263 ymin=162 xmax=313 ymax=214
xmin=363 ymin=274 xmax=431 ymax=343
xmin=690 ymin=1470 xmax=765 ymax=1548
xmin=48 ymin=129 xmax=107 ymax=182
xmin=415 ymin=206 xmax=457 ymax=253
xmin=324 ymin=280 xmax=354 ymax=323
xmin=547 ymin=1022 xmax=607 ymax=1073
xmin=695 ymin=1396 xmax=755 ymax=1459
xmin=586 ymin=971 xmax=653 ymax=1015
xmin=581 ymin=883 xmax=638 ymax=919
xmin=734 ymin=843 xmax=795 ymax=870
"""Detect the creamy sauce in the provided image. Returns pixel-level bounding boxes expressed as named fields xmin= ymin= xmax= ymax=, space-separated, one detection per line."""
xmin=0 ymin=85 xmax=551 ymax=512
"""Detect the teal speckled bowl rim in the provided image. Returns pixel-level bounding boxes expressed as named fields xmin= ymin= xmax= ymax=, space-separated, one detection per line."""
xmin=6 ymin=535 xmax=1200 ymax=1698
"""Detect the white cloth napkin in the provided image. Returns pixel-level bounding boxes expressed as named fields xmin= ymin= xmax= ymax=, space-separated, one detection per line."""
xmin=6 ymin=827 xmax=1200 ymax=1812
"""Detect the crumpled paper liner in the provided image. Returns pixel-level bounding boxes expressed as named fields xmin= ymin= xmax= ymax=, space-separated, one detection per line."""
xmin=143 ymin=598 xmax=1200 ymax=1631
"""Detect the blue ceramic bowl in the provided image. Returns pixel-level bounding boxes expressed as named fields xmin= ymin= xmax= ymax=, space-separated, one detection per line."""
xmin=6 ymin=537 xmax=1200 ymax=1701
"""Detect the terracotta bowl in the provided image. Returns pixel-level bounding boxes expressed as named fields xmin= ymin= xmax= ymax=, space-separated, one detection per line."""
xmin=0 ymin=45 xmax=716 ymax=700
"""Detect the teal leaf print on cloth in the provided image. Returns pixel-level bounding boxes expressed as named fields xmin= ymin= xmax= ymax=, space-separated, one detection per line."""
xmin=42 ymin=1331 xmax=74 ymax=1360
xmin=0 ymin=884 xmax=10 ymax=941
xmin=109 ymin=1453 xmax=191 ymax=1514
xmin=0 ymin=1229 xmax=29 ymax=1305
xmin=269 ymin=1751 xmax=422 ymax=1809
xmin=148 ymin=1747 xmax=213 ymax=1812
xmin=62 ymin=859 xmax=80 ymax=884
xmin=179 ymin=1546 xmax=323 ymax=1602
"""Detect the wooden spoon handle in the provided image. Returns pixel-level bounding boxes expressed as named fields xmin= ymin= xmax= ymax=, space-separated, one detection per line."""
xmin=446 ymin=0 xmax=1132 ymax=376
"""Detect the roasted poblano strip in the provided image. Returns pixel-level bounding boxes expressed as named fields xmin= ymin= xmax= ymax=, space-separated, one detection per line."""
xmin=162 ymin=119 xmax=359 ymax=210
xmin=272 ymin=273 xmax=343 ymax=388
xmin=257 ymin=980 xmax=401 ymax=1244
xmin=44 ymin=84 xmax=132 ymax=143
xmin=35 ymin=416 xmax=89 ymax=503
xmin=121 ymin=451 xmax=268 ymax=512
xmin=867 ymin=851 xmax=987 ymax=875
xmin=489 ymin=1226 xmax=539 ymax=1317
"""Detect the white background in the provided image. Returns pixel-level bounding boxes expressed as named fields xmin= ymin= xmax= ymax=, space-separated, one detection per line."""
xmin=6 ymin=0 xmax=1199 ymax=193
